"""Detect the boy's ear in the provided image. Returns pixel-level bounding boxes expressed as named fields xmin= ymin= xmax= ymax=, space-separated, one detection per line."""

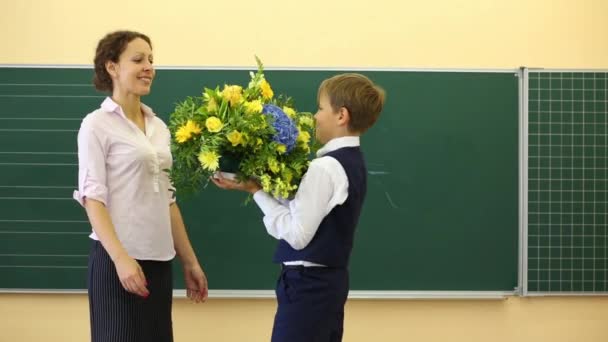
xmin=337 ymin=106 xmax=350 ymax=127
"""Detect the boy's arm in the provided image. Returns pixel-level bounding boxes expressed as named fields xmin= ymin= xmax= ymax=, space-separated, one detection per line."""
xmin=254 ymin=158 xmax=348 ymax=250
xmin=211 ymin=157 xmax=348 ymax=250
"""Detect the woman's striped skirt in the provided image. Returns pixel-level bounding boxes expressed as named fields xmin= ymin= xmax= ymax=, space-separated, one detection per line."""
xmin=88 ymin=240 xmax=174 ymax=342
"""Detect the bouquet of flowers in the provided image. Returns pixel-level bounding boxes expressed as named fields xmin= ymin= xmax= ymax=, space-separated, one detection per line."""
xmin=167 ymin=57 xmax=316 ymax=199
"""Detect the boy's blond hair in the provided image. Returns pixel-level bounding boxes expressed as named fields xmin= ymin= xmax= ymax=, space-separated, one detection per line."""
xmin=318 ymin=73 xmax=385 ymax=133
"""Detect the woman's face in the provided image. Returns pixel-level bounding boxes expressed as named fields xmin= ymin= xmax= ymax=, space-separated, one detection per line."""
xmin=107 ymin=37 xmax=155 ymax=96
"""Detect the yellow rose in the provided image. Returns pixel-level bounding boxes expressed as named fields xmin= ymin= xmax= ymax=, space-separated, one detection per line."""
xmin=226 ymin=130 xmax=243 ymax=147
xmin=205 ymin=116 xmax=224 ymax=133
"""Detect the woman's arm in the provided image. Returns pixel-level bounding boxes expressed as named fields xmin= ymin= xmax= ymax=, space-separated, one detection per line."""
xmin=170 ymin=203 xmax=208 ymax=302
xmin=84 ymin=198 xmax=149 ymax=297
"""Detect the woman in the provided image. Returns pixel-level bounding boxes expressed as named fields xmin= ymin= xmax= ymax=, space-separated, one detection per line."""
xmin=74 ymin=30 xmax=208 ymax=342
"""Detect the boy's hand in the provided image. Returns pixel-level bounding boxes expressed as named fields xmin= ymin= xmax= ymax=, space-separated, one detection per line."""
xmin=210 ymin=174 xmax=261 ymax=194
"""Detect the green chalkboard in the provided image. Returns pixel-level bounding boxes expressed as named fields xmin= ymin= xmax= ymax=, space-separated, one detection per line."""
xmin=526 ymin=70 xmax=608 ymax=293
xmin=0 ymin=66 xmax=519 ymax=292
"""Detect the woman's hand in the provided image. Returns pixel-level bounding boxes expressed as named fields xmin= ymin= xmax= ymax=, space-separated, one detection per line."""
xmin=183 ymin=263 xmax=208 ymax=303
xmin=113 ymin=253 xmax=149 ymax=298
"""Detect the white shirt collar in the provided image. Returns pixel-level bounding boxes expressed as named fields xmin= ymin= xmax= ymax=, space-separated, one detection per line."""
xmin=316 ymin=136 xmax=360 ymax=157
xmin=101 ymin=97 xmax=155 ymax=118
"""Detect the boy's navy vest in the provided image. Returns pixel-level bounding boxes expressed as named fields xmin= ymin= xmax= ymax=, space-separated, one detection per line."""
xmin=273 ymin=146 xmax=367 ymax=268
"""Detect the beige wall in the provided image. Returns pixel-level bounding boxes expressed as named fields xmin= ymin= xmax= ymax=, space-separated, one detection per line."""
xmin=1 ymin=0 xmax=607 ymax=68
xmin=1 ymin=0 xmax=607 ymax=341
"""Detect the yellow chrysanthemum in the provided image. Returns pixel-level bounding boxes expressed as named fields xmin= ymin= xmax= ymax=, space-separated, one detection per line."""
xmin=186 ymin=120 xmax=202 ymax=134
xmin=299 ymin=116 xmax=314 ymax=128
xmin=282 ymin=106 xmax=296 ymax=118
xmin=258 ymin=117 xmax=268 ymax=130
xmin=276 ymin=144 xmax=287 ymax=154
xmin=282 ymin=169 xmax=293 ymax=184
xmin=244 ymin=100 xmax=263 ymax=114
xmin=175 ymin=120 xmax=202 ymax=143
xmin=205 ymin=116 xmax=224 ymax=133
xmin=284 ymin=186 xmax=296 ymax=199
xmin=221 ymin=85 xmax=243 ymax=107
xmin=198 ymin=150 xmax=220 ymax=171
xmin=281 ymin=189 xmax=290 ymax=199
xmin=260 ymin=79 xmax=274 ymax=99
xmin=272 ymin=178 xmax=293 ymax=199
xmin=260 ymin=174 xmax=272 ymax=192
xmin=268 ymin=158 xmax=280 ymax=173
xmin=297 ymin=131 xmax=310 ymax=144
xmin=175 ymin=126 xmax=191 ymax=143
xmin=206 ymin=97 xmax=218 ymax=113
xmin=226 ymin=130 xmax=244 ymax=147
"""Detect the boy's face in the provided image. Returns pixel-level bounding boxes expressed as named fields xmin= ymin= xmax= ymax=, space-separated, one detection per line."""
xmin=314 ymin=92 xmax=340 ymax=144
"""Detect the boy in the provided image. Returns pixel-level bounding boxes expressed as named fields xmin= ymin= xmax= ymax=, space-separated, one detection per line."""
xmin=212 ymin=73 xmax=385 ymax=342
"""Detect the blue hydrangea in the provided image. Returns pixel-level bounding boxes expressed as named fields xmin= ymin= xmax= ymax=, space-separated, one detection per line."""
xmin=262 ymin=104 xmax=299 ymax=153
